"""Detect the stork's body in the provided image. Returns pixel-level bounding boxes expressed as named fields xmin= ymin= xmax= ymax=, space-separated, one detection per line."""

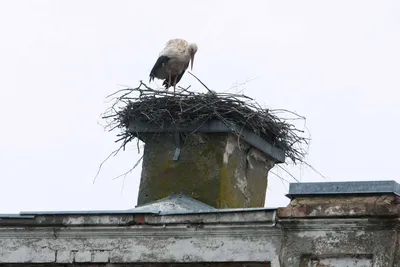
xmin=149 ymin=39 xmax=198 ymax=91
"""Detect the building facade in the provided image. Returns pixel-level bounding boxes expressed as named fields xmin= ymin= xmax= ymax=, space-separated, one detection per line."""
xmin=1 ymin=181 xmax=399 ymax=267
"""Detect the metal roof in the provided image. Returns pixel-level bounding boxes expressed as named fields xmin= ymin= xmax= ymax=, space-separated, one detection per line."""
xmin=3 ymin=181 xmax=399 ymax=219
xmin=131 ymin=194 xmax=216 ymax=212
xmin=0 ymin=194 xmax=276 ymax=219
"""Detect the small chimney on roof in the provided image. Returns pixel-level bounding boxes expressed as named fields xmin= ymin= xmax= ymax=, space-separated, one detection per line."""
xmin=105 ymin=83 xmax=306 ymax=209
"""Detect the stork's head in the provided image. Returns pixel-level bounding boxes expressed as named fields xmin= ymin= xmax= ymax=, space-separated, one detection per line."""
xmin=188 ymin=43 xmax=198 ymax=70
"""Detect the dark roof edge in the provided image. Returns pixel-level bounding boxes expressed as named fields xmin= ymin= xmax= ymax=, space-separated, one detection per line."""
xmin=287 ymin=180 xmax=400 ymax=199
xmin=6 ymin=207 xmax=277 ymax=218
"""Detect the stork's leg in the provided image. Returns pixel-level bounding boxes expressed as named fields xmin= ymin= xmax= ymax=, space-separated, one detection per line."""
xmin=167 ymin=73 xmax=172 ymax=90
xmin=172 ymin=75 xmax=178 ymax=95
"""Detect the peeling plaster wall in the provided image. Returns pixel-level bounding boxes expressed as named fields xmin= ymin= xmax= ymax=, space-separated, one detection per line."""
xmin=0 ymin=225 xmax=282 ymax=265
xmin=281 ymin=222 xmax=396 ymax=266
xmin=277 ymin=194 xmax=400 ymax=266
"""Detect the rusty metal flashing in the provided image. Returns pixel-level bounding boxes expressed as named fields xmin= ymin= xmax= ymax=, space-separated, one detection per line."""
xmin=286 ymin=180 xmax=400 ymax=199
xmin=129 ymin=119 xmax=285 ymax=163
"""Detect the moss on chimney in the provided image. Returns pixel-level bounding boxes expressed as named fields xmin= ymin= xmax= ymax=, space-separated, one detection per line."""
xmin=138 ymin=132 xmax=274 ymax=208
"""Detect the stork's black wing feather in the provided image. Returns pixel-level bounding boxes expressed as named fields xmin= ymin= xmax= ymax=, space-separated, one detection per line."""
xmin=149 ymin=55 xmax=170 ymax=82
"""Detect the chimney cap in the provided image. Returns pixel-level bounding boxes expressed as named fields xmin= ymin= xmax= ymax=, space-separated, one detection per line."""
xmin=286 ymin=180 xmax=400 ymax=199
xmin=129 ymin=119 xmax=285 ymax=163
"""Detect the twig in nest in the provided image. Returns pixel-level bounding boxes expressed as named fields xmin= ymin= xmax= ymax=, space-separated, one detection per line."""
xmin=112 ymin=155 xmax=143 ymax=181
xmin=270 ymin=170 xmax=289 ymax=191
xmin=187 ymin=71 xmax=214 ymax=94
xmin=93 ymin=147 xmax=122 ymax=184
xmin=276 ymin=164 xmax=300 ymax=183
xmin=112 ymin=155 xmax=144 ymax=195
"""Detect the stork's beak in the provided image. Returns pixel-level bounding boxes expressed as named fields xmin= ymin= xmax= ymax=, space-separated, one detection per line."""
xmin=190 ymin=53 xmax=195 ymax=70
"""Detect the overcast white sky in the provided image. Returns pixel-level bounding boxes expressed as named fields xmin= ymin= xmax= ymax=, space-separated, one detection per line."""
xmin=1 ymin=0 xmax=399 ymax=213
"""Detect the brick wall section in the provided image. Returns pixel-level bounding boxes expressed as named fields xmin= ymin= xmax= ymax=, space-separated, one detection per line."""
xmin=278 ymin=194 xmax=400 ymax=217
xmin=55 ymin=250 xmax=112 ymax=264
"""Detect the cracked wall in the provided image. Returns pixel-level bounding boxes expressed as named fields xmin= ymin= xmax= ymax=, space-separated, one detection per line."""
xmin=0 ymin=223 xmax=282 ymax=264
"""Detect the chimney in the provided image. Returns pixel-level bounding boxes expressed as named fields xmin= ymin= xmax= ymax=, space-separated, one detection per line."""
xmin=278 ymin=180 xmax=400 ymax=217
xmin=130 ymin=119 xmax=285 ymax=208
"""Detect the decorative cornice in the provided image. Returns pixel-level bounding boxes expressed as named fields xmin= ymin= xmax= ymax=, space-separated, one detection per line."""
xmin=0 ymin=224 xmax=283 ymax=239
xmin=0 ymin=210 xmax=277 ymax=227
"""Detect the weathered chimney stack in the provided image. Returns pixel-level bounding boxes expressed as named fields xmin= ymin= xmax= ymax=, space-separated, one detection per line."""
xmin=131 ymin=120 xmax=285 ymax=208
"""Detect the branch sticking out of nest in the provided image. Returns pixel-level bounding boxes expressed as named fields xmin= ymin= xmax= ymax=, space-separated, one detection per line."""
xmin=100 ymin=80 xmax=310 ymax=165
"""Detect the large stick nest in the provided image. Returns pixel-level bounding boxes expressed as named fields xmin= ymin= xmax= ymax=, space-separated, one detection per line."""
xmin=102 ymin=81 xmax=309 ymax=163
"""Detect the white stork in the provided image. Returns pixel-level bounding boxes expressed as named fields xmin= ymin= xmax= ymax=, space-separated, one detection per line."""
xmin=149 ymin=39 xmax=198 ymax=91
